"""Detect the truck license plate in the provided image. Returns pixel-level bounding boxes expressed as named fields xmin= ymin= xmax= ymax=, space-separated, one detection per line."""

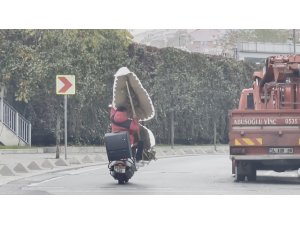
xmin=269 ymin=148 xmax=294 ymax=154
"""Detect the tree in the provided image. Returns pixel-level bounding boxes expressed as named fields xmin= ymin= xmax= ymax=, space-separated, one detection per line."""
xmin=0 ymin=30 xmax=255 ymax=146
xmin=0 ymin=29 xmax=133 ymax=145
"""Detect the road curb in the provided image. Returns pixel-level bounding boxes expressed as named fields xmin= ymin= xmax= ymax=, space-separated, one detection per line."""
xmin=94 ymin=155 xmax=104 ymax=162
xmin=0 ymin=161 xmax=107 ymax=186
xmin=68 ymin=157 xmax=82 ymax=165
xmin=41 ymin=159 xmax=55 ymax=169
xmin=55 ymin=158 xmax=69 ymax=166
xmin=82 ymin=155 xmax=94 ymax=163
xmin=0 ymin=165 xmax=16 ymax=176
xmin=14 ymin=163 xmax=29 ymax=173
xmin=28 ymin=161 xmax=42 ymax=170
xmin=0 ymin=146 xmax=229 ymax=186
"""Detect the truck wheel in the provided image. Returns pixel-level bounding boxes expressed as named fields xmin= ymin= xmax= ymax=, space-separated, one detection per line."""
xmin=235 ymin=174 xmax=246 ymax=182
xmin=234 ymin=163 xmax=245 ymax=182
xmin=247 ymin=168 xmax=257 ymax=182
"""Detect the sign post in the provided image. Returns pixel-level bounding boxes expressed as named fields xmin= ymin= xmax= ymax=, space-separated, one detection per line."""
xmin=64 ymin=95 xmax=67 ymax=160
xmin=56 ymin=75 xmax=76 ymax=160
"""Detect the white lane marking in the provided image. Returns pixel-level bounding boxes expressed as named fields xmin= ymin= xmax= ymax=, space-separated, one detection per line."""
xmin=24 ymin=185 xmax=173 ymax=192
xmin=25 ymin=188 xmax=175 ymax=194
xmin=27 ymin=176 xmax=66 ymax=187
xmin=23 ymin=186 xmax=65 ymax=190
xmin=26 ymin=166 xmax=101 ymax=187
xmin=64 ymin=167 xmax=100 ymax=175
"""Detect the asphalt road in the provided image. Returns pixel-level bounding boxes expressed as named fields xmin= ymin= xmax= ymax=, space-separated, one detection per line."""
xmin=1 ymin=155 xmax=300 ymax=194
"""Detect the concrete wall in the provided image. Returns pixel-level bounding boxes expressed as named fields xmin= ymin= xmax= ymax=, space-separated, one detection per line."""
xmin=237 ymin=42 xmax=300 ymax=61
xmin=43 ymin=146 xmax=106 ymax=153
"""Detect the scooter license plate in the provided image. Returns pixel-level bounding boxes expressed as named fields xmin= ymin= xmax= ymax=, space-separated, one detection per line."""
xmin=114 ymin=165 xmax=126 ymax=173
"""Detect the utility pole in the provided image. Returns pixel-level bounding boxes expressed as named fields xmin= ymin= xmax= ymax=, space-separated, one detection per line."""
xmin=213 ymin=121 xmax=217 ymax=152
xmin=293 ymin=29 xmax=296 ymax=54
xmin=234 ymin=47 xmax=238 ymax=60
xmin=55 ymin=114 xmax=61 ymax=159
xmin=64 ymin=95 xmax=68 ymax=160
xmin=170 ymin=109 xmax=175 ymax=149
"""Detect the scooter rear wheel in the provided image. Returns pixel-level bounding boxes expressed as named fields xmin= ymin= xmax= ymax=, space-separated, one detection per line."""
xmin=118 ymin=178 xmax=126 ymax=184
xmin=118 ymin=180 xmax=124 ymax=184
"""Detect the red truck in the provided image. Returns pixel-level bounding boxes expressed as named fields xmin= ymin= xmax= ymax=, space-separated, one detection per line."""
xmin=229 ymin=55 xmax=300 ymax=182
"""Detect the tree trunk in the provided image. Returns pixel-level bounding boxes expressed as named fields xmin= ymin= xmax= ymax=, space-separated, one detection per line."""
xmin=213 ymin=121 xmax=217 ymax=151
xmin=55 ymin=114 xmax=61 ymax=159
xmin=170 ymin=110 xmax=174 ymax=149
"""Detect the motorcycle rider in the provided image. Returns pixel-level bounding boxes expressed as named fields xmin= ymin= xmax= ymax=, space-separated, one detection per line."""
xmin=109 ymin=105 xmax=140 ymax=159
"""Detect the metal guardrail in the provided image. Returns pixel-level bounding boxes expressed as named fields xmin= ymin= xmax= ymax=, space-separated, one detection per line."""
xmin=238 ymin=42 xmax=300 ymax=54
xmin=0 ymin=98 xmax=31 ymax=145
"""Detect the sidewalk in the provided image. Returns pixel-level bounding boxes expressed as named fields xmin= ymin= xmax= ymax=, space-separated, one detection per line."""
xmin=0 ymin=145 xmax=229 ymax=186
